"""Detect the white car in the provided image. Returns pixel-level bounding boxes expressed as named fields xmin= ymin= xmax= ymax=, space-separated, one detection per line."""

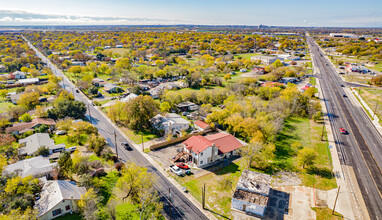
xmin=170 ymin=165 xmax=184 ymax=176
xmin=55 ymin=130 xmax=66 ymax=135
xmin=66 ymin=147 xmax=77 ymax=152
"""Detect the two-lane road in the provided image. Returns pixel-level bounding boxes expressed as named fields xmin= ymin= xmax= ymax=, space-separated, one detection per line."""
xmin=308 ymin=37 xmax=382 ymax=219
xmin=23 ymin=36 xmax=209 ymax=220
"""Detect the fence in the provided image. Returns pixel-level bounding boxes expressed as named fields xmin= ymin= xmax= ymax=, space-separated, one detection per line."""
xmin=150 ymin=128 xmax=214 ymax=151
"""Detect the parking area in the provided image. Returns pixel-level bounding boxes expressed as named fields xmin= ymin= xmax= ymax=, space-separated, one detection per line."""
xmin=148 ymin=143 xmax=185 ymax=169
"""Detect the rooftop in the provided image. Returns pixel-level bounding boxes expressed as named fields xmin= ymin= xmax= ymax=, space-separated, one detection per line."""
xmin=194 ymin=120 xmax=210 ymax=129
xmin=233 ymin=188 xmax=268 ymax=207
xmin=237 ymin=170 xmax=271 ymax=196
xmin=176 ymin=101 xmax=198 ymax=108
xmin=35 ymin=180 xmax=86 ymax=217
xmin=18 ymin=133 xmax=64 ymax=155
xmin=3 ymin=156 xmax=57 ymax=177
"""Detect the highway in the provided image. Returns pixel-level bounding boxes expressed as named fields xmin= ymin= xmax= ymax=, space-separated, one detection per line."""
xmin=22 ymin=36 xmax=209 ymax=220
xmin=308 ymin=37 xmax=382 ymax=219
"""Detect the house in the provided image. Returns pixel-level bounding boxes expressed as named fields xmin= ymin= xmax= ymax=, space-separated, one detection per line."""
xmin=35 ymin=180 xmax=86 ymax=220
xmin=116 ymin=45 xmax=124 ymax=48
xmin=149 ymin=88 xmax=162 ymax=99
xmin=231 ymin=170 xmax=272 ymax=217
xmin=160 ymin=82 xmax=178 ymax=90
xmin=252 ymin=56 xmax=283 ymax=65
xmin=91 ymin=78 xmax=105 ymax=87
xmin=194 ymin=120 xmax=211 ymax=131
xmin=71 ymin=61 xmax=85 ymax=66
xmin=240 ymin=68 xmax=247 ymax=73
xmin=150 ymin=113 xmax=190 ymax=135
xmin=18 ymin=78 xmax=39 ymax=85
xmin=281 ymin=77 xmax=298 ymax=84
xmin=18 ymin=133 xmax=65 ymax=156
xmin=6 ymin=117 xmax=56 ymax=135
xmin=10 ymin=71 xmax=26 ymax=79
xmin=3 ymin=156 xmax=57 ymax=178
xmin=251 ymin=67 xmax=265 ymax=75
xmin=183 ymin=133 xmax=244 ymax=167
xmin=9 ymin=92 xmax=22 ymax=104
xmin=289 ymin=56 xmax=301 ymax=61
xmin=103 ymin=83 xmax=122 ymax=93
xmin=176 ymin=101 xmax=199 ymax=112
xmin=120 ymin=93 xmax=138 ymax=103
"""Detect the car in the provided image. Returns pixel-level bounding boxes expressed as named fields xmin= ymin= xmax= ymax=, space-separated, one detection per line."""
xmin=76 ymin=89 xmax=79 ymax=93
xmin=66 ymin=147 xmax=77 ymax=152
xmin=340 ymin=84 xmax=345 ymax=87
xmin=182 ymin=112 xmax=189 ymax=116
xmin=170 ymin=165 xmax=184 ymax=176
xmin=343 ymin=94 xmax=347 ymax=97
xmin=177 ymin=163 xmax=189 ymax=169
xmin=121 ymin=142 xmax=131 ymax=150
xmin=339 ymin=72 xmax=345 ymax=75
xmin=55 ymin=130 xmax=66 ymax=135
xmin=340 ymin=127 xmax=347 ymax=134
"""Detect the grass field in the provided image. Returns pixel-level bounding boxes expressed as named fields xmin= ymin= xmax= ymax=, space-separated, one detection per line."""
xmin=105 ymin=48 xmax=130 ymax=56
xmin=55 ymin=213 xmax=82 ymax=220
xmin=359 ymin=88 xmax=382 ymax=122
xmin=234 ymin=53 xmax=260 ymax=59
xmin=53 ymin=134 xmax=83 ymax=148
xmin=119 ymin=127 xmax=159 ymax=144
xmin=0 ymin=101 xmax=14 ymax=112
xmin=311 ymin=207 xmax=344 ymax=220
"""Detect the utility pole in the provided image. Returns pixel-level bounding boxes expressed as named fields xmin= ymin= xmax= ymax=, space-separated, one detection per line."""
xmin=201 ymin=183 xmax=206 ymax=209
xmin=332 ymin=186 xmax=341 ymax=215
xmin=321 ymin=124 xmax=325 ymax=141
xmin=114 ymin=130 xmax=118 ymax=159
xmin=169 ymin=187 xmax=172 ymax=220
xmin=88 ymin=104 xmax=92 ymax=123
xmin=141 ymin=132 xmax=144 ymax=152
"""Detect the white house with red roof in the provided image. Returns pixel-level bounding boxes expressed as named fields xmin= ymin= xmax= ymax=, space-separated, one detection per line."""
xmin=183 ymin=133 xmax=244 ymax=168
xmin=194 ymin=120 xmax=211 ymax=131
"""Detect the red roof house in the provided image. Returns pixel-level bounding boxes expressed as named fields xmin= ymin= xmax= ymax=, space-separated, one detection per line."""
xmin=194 ymin=120 xmax=211 ymax=131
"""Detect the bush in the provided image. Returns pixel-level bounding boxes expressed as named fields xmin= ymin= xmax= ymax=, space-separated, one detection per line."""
xmin=217 ymin=176 xmax=233 ymax=191
xmin=35 ymin=124 xmax=49 ymax=133
xmin=89 ymin=160 xmax=103 ymax=169
xmin=115 ymin=162 xmax=125 ymax=171
xmin=19 ymin=113 xmax=32 ymax=122
xmin=34 ymin=146 xmax=50 ymax=157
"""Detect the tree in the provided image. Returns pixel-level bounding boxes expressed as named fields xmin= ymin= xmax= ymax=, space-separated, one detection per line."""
xmin=273 ymin=59 xmax=284 ymax=67
xmin=58 ymin=151 xmax=73 ymax=176
xmin=115 ymin=58 xmax=131 ymax=70
xmin=20 ymin=66 xmax=30 ymax=73
xmin=19 ymin=113 xmax=32 ymax=122
xmin=0 ymin=134 xmax=16 ymax=147
xmin=78 ymin=188 xmax=100 ymax=220
xmin=224 ymin=74 xmax=232 ymax=81
xmin=160 ymin=101 xmax=171 ymax=112
xmin=88 ymin=134 xmax=106 ymax=156
xmin=239 ymin=141 xmax=263 ymax=168
xmin=297 ymin=148 xmax=317 ymax=168
xmin=34 ymin=146 xmax=50 ymax=157
xmin=290 ymin=61 xmax=297 ymax=66
xmin=35 ymin=105 xmax=48 ymax=118
xmin=48 ymin=100 xmax=86 ymax=120
xmin=0 ymin=154 xmax=7 ymax=174
xmin=0 ymin=89 xmax=7 ymax=98
xmin=88 ymin=86 xmax=99 ymax=95
xmin=18 ymin=92 xmax=39 ymax=110
xmin=4 ymin=176 xmax=40 ymax=196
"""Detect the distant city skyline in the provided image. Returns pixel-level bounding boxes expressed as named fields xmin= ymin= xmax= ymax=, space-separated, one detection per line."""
xmin=0 ymin=0 xmax=381 ymax=27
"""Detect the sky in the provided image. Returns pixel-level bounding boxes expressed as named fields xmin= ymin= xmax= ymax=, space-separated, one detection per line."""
xmin=0 ymin=0 xmax=381 ymax=27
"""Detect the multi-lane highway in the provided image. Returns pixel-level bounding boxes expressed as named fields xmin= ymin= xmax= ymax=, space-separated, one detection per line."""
xmin=22 ymin=36 xmax=209 ymax=220
xmin=308 ymin=37 xmax=382 ymax=219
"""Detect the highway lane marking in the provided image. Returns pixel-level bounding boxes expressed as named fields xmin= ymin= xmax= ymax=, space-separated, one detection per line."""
xmin=318 ymin=49 xmax=382 ymax=201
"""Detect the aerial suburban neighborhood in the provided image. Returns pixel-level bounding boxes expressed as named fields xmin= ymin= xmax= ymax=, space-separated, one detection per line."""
xmin=0 ymin=1 xmax=382 ymax=220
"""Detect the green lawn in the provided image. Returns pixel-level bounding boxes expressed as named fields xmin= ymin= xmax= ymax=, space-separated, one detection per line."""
xmin=0 ymin=101 xmax=14 ymax=112
xmin=53 ymin=135 xmax=78 ymax=148
xmin=55 ymin=213 xmax=83 ymax=220
xmin=371 ymin=63 xmax=382 ymax=72
xmin=311 ymin=207 xmax=344 ymax=220
xmin=234 ymin=53 xmax=260 ymax=59
xmin=120 ymin=127 xmax=159 ymax=144
xmin=359 ymin=88 xmax=382 ymax=122
xmin=115 ymin=202 xmax=140 ymax=220
xmin=275 ymin=117 xmax=336 ymax=190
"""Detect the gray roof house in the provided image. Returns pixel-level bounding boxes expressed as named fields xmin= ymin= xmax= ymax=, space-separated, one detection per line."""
xmin=3 ymin=156 xmax=57 ymax=178
xmin=35 ymin=180 xmax=86 ymax=220
xmin=150 ymin=113 xmax=190 ymax=135
xmin=18 ymin=133 xmax=65 ymax=156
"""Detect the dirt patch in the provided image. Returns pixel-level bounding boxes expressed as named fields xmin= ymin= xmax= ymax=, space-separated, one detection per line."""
xmin=272 ymin=172 xmax=302 ymax=187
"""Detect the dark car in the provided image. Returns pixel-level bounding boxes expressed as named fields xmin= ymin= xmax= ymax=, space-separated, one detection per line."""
xmin=122 ymin=142 xmax=131 ymax=150
xmin=76 ymin=89 xmax=79 ymax=93
xmin=343 ymin=94 xmax=347 ymax=97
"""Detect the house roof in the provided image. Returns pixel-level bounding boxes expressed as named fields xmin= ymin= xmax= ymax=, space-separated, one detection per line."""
xmin=18 ymin=133 xmax=63 ymax=155
xmin=232 ymin=188 xmax=268 ymax=207
xmin=183 ymin=135 xmax=213 ymax=154
xmin=103 ymin=83 xmax=117 ymax=90
xmin=35 ymin=180 xmax=86 ymax=217
xmin=236 ymin=170 xmax=271 ymax=196
xmin=204 ymin=133 xmax=243 ymax=154
xmin=3 ymin=156 xmax=57 ymax=177
xmin=194 ymin=120 xmax=210 ymax=129
xmin=184 ymin=132 xmax=244 ymax=155
xmin=18 ymin=78 xmax=39 ymax=84
xmin=120 ymin=93 xmax=138 ymax=103
xmin=176 ymin=101 xmax=197 ymax=108
xmin=6 ymin=118 xmax=56 ymax=134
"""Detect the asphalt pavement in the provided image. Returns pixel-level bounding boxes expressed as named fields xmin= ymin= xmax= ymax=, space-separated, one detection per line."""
xmin=308 ymin=37 xmax=382 ymax=220
xmin=22 ymin=36 xmax=209 ymax=220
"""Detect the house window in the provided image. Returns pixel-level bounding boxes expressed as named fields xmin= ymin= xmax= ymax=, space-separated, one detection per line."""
xmin=52 ymin=209 xmax=62 ymax=217
xmin=201 ymin=160 xmax=203 ymax=165
xmin=65 ymin=205 xmax=70 ymax=211
xmin=201 ymin=152 xmax=203 ymax=157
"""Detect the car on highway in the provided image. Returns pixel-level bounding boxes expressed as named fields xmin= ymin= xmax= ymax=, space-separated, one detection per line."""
xmin=170 ymin=165 xmax=184 ymax=176
xmin=121 ymin=142 xmax=132 ymax=150
xmin=341 ymin=84 xmax=345 ymax=87
xmin=76 ymin=89 xmax=79 ymax=93
xmin=177 ymin=163 xmax=189 ymax=169
xmin=343 ymin=94 xmax=347 ymax=98
xmin=340 ymin=127 xmax=348 ymax=134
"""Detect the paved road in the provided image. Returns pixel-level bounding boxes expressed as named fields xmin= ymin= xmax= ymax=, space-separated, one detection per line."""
xmin=23 ymin=36 xmax=209 ymax=220
xmin=308 ymin=37 xmax=382 ymax=219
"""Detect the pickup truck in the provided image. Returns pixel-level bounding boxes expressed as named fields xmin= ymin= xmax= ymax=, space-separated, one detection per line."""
xmin=170 ymin=165 xmax=184 ymax=176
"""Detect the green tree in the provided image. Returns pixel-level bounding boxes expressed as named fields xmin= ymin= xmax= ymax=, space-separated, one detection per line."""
xmin=115 ymin=57 xmax=131 ymax=70
xmin=4 ymin=176 xmax=40 ymax=196
xmin=224 ymin=73 xmax=232 ymax=81
xmin=58 ymin=151 xmax=73 ymax=176
xmin=160 ymin=101 xmax=171 ymax=112
xmin=18 ymin=92 xmax=39 ymax=110
xmin=88 ymin=86 xmax=99 ymax=95
xmin=48 ymin=100 xmax=86 ymax=120
xmin=34 ymin=146 xmax=50 ymax=157
xmin=87 ymin=134 xmax=106 ymax=156
xmin=19 ymin=113 xmax=32 ymax=122
xmin=297 ymin=148 xmax=317 ymax=168
xmin=0 ymin=89 xmax=7 ymax=98
xmin=239 ymin=141 xmax=263 ymax=168
xmin=78 ymin=188 xmax=100 ymax=220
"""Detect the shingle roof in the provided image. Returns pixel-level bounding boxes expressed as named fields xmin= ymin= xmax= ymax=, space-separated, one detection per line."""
xmin=194 ymin=120 xmax=210 ymax=129
xmin=6 ymin=118 xmax=56 ymax=134
xmin=204 ymin=133 xmax=243 ymax=154
xmin=3 ymin=156 xmax=57 ymax=177
xmin=35 ymin=180 xmax=86 ymax=217
xmin=183 ymin=135 xmax=213 ymax=154
xmin=18 ymin=133 xmax=62 ymax=155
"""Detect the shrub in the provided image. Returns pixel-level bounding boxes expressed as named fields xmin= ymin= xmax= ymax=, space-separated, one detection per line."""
xmin=34 ymin=146 xmax=50 ymax=157
xmin=115 ymin=162 xmax=125 ymax=171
